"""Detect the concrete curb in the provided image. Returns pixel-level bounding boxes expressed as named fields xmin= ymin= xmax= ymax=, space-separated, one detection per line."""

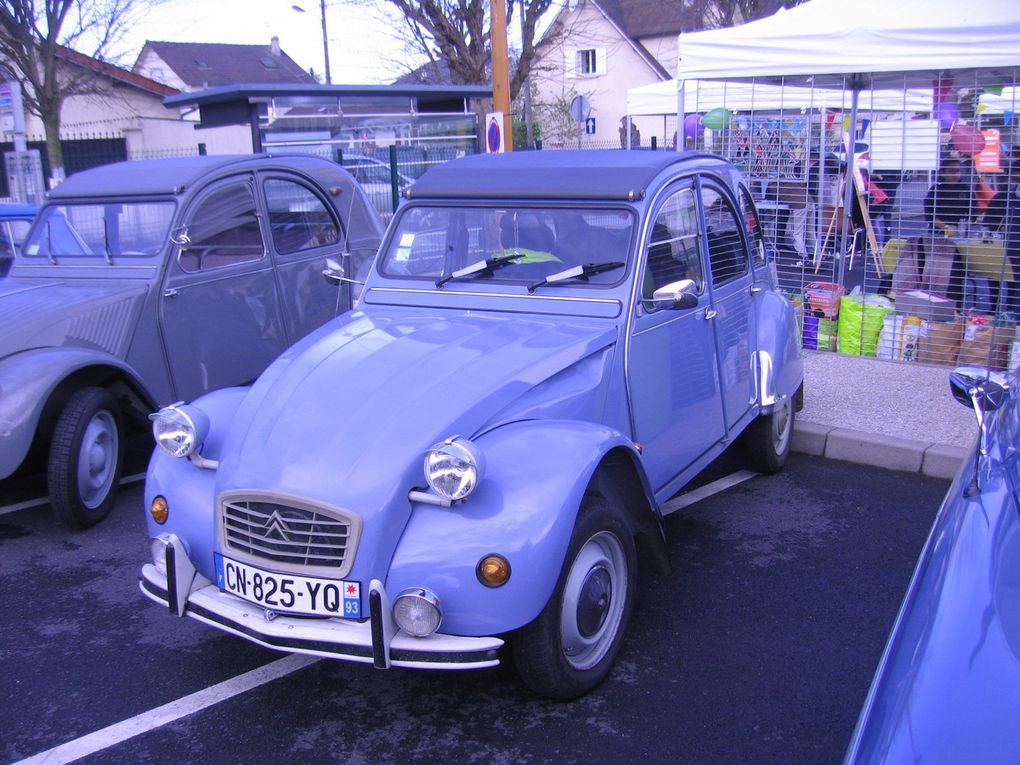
xmin=792 ymin=421 xmax=971 ymax=481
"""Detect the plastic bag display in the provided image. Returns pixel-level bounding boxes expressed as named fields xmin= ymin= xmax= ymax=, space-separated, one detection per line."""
xmin=803 ymin=314 xmax=837 ymax=351
xmin=805 ymin=282 xmax=845 ymax=319
xmin=877 ymin=314 xmax=922 ymax=361
xmin=837 ymin=294 xmax=895 ymax=357
xmin=918 ymin=319 xmax=963 ymax=365
xmin=956 ymin=316 xmax=1016 ymax=370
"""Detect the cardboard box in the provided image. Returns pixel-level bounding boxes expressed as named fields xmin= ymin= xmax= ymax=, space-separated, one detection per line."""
xmin=894 ymin=291 xmax=957 ymax=323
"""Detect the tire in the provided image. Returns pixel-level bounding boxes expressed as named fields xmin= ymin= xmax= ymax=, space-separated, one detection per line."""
xmin=47 ymin=387 xmax=124 ymax=529
xmin=512 ymin=496 xmax=637 ymax=700
xmin=743 ymin=396 xmax=794 ymax=474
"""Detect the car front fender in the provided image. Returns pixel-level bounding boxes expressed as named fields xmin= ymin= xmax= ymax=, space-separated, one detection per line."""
xmin=385 ymin=419 xmax=643 ymax=637
xmin=0 ymin=347 xmax=151 ymax=479
xmin=143 ymin=386 xmax=250 ymax=577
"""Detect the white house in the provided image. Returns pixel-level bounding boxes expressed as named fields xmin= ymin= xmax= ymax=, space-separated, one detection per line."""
xmin=531 ymin=0 xmax=693 ymax=147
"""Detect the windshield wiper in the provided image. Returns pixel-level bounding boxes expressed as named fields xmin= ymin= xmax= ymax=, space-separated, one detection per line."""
xmin=527 ymin=261 xmax=625 ymax=293
xmin=436 ymin=252 xmax=523 ymax=288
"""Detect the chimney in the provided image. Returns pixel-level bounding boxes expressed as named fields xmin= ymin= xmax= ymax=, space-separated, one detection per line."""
xmin=270 ymin=36 xmax=281 ymax=56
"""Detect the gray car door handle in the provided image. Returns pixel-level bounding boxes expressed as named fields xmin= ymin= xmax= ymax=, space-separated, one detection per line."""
xmin=704 ymin=307 xmax=717 ymax=320
xmin=163 ymin=288 xmax=179 ymax=298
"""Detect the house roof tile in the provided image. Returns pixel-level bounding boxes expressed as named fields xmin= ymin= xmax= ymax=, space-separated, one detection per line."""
xmin=54 ymin=45 xmax=179 ymax=97
xmin=138 ymin=41 xmax=315 ymax=87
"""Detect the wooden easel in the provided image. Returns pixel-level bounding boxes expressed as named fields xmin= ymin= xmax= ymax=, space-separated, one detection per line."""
xmin=814 ymin=132 xmax=885 ymax=274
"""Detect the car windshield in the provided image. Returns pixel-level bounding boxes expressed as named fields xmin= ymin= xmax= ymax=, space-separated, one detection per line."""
xmin=22 ymin=202 xmax=175 ymax=260
xmin=379 ymin=205 xmax=634 ymax=287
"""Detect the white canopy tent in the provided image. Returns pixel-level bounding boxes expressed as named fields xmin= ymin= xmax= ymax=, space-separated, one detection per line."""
xmin=673 ymin=0 xmax=1020 ymax=86
xmin=645 ymin=0 xmax=1020 ymax=285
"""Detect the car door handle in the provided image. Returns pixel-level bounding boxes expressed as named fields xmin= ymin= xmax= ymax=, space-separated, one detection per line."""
xmin=704 ymin=308 xmax=717 ymax=320
xmin=163 ymin=288 xmax=179 ymax=298
xmin=750 ymin=285 xmax=765 ymax=295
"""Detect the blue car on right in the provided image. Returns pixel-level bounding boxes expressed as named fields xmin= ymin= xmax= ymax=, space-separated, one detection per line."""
xmin=846 ymin=366 xmax=1020 ymax=763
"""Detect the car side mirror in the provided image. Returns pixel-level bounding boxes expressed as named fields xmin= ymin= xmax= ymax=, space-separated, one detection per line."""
xmin=950 ymin=366 xmax=1009 ymax=457
xmin=646 ymin=279 xmax=699 ymax=310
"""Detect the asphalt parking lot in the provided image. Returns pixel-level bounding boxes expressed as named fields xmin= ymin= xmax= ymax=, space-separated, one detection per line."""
xmin=0 ymin=452 xmax=949 ymax=764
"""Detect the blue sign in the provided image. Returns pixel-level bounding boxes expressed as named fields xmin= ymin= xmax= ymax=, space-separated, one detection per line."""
xmin=585 ymin=117 xmax=596 ymax=135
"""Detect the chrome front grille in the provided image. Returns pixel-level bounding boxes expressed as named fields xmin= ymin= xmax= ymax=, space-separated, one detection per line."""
xmin=219 ymin=493 xmax=361 ymax=577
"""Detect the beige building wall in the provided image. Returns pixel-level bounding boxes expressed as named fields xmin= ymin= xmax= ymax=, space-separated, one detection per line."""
xmin=532 ymin=0 xmax=668 ymax=148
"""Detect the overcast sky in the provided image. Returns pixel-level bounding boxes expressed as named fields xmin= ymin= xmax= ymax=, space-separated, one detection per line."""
xmin=115 ymin=0 xmax=412 ymax=84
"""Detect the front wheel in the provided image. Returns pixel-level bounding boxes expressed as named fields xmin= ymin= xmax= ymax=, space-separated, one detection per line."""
xmin=47 ymin=387 xmax=124 ymax=529
xmin=511 ymin=496 xmax=636 ymax=700
xmin=743 ymin=396 xmax=794 ymax=474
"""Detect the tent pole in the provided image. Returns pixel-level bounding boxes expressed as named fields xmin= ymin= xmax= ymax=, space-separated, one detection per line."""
xmin=677 ymin=79 xmax=686 ymax=151
xmin=837 ymin=79 xmax=862 ymax=286
xmin=626 ymin=115 xmax=633 ymax=150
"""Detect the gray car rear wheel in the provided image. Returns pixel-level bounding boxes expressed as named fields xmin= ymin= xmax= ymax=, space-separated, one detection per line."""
xmin=48 ymin=387 xmax=123 ymax=529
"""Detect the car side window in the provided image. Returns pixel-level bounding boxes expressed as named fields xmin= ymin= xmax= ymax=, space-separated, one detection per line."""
xmin=178 ymin=182 xmax=264 ymax=273
xmin=642 ymin=186 xmax=703 ymax=303
xmin=264 ymin=179 xmax=340 ymax=254
xmin=738 ymin=186 xmax=767 ymax=267
xmin=701 ymin=184 xmax=748 ymax=287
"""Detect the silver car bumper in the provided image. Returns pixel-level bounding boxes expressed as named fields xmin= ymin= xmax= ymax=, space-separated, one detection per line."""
xmin=138 ymin=534 xmax=503 ymax=671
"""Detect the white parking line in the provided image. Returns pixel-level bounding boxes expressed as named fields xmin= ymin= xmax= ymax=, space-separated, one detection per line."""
xmin=660 ymin=469 xmax=759 ymax=516
xmin=13 ymin=654 xmax=319 ymax=765
xmin=0 ymin=473 xmax=146 ymax=517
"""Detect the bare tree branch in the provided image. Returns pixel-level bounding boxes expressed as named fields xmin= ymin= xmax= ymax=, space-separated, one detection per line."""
xmin=0 ymin=0 xmax=157 ymax=175
xmin=347 ymin=0 xmax=555 ymax=101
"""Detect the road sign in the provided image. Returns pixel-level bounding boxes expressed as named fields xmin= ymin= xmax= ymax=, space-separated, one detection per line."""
xmin=569 ymin=95 xmax=591 ymax=124
xmin=485 ymin=111 xmax=504 ymax=154
xmin=585 ymin=117 xmax=596 ymax=135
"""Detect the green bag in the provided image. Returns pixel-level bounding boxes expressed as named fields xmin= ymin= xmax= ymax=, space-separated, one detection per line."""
xmin=836 ymin=294 xmax=894 ymax=356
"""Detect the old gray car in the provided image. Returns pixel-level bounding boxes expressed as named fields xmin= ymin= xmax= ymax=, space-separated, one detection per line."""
xmin=0 ymin=154 xmax=383 ymax=528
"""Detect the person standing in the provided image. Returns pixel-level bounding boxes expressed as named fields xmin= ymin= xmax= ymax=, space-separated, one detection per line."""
xmin=924 ymin=158 xmax=973 ymax=304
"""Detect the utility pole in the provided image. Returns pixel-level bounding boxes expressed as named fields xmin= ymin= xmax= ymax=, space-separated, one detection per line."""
xmin=491 ymin=0 xmax=512 ymax=151
xmin=320 ymin=0 xmax=332 ymax=84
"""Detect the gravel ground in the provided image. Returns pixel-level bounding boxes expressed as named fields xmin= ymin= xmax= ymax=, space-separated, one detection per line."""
xmin=797 ymin=351 xmax=978 ymax=449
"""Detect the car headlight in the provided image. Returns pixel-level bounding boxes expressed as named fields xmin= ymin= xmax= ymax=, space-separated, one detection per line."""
xmin=149 ymin=403 xmax=210 ymax=459
xmin=424 ymin=437 xmax=485 ymax=502
xmin=393 ymin=587 xmax=443 ymax=636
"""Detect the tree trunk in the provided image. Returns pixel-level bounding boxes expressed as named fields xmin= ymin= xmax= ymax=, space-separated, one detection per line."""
xmin=42 ymin=111 xmax=65 ymax=186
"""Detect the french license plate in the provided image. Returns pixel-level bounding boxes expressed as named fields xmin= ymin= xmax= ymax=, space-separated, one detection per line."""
xmin=214 ymin=553 xmax=361 ymax=618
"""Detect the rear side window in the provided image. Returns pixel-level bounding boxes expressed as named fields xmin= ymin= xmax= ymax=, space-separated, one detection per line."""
xmin=264 ymin=179 xmax=340 ymax=254
xmin=179 ymin=182 xmax=264 ymax=273
xmin=738 ymin=186 xmax=767 ymax=267
xmin=702 ymin=185 xmax=749 ymax=287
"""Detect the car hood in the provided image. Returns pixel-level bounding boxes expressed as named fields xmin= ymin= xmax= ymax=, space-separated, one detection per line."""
xmin=0 ymin=278 xmax=148 ymax=359
xmin=215 ymin=309 xmax=618 ymax=578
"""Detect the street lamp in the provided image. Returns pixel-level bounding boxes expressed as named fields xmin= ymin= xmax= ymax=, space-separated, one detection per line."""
xmin=292 ymin=1 xmax=332 ymax=84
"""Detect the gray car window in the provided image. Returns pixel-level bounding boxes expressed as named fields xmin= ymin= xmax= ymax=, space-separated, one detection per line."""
xmin=264 ymin=179 xmax=340 ymax=255
xmin=178 ymin=183 xmax=264 ymax=273
xmin=23 ymin=203 xmax=174 ymax=259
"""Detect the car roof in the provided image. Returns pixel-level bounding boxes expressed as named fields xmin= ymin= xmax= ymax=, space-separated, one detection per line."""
xmin=406 ymin=149 xmax=730 ymax=202
xmin=46 ymin=154 xmax=352 ymax=200
xmin=0 ymin=203 xmax=40 ymax=218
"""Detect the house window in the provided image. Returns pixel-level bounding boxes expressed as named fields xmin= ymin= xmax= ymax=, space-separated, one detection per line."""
xmin=567 ymin=47 xmax=606 ymax=78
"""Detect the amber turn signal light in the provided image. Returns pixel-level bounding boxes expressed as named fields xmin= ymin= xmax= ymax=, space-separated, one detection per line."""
xmin=150 ymin=495 xmax=169 ymax=525
xmin=477 ymin=554 xmax=511 ymax=587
